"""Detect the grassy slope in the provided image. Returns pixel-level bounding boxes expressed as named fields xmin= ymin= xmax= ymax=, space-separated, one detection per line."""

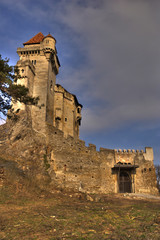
xmin=0 ymin=155 xmax=160 ymax=240
xmin=0 ymin=186 xmax=160 ymax=240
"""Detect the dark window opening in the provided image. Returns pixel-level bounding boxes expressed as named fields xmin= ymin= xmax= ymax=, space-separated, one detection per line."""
xmin=149 ymin=168 xmax=151 ymax=171
xmin=55 ymin=117 xmax=61 ymax=121
xmin=21 ymin=69 xmax=24 ymax=73
xmin=50 ymin=80 xmax=53 ymax=90
xmin=65 ymin=118 xmax=67 ymax=122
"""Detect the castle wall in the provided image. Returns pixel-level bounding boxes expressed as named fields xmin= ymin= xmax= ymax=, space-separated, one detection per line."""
xmin=54 ymin=85 xmax=82 ymax=138
xmin=45 ymin=125 xmax=158 ymax=195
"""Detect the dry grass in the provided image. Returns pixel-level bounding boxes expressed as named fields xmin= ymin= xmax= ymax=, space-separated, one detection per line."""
xmin=0 ymin=186 xmax=160 ymax=240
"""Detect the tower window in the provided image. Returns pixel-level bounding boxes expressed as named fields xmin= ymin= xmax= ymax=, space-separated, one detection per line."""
xmin=21 ymin=69 xmax=24 ymax=73
xmin=50 ymin=80 xmax=53 ymax=91
xmin=77 ymin=108 xmax=80 ymax=113
xmin=32 ymin=60 xmax=36 ymax=65
xmin=65 ymin=118 xmax=67 ymax=122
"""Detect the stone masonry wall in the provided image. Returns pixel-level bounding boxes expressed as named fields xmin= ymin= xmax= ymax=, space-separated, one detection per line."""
xmin=0 ymin=118 xmax=158 ymax=195
xmin=45 ymin=124 xmax=158 ymax=195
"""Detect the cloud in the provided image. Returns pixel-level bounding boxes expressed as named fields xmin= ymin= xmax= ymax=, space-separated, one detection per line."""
xmin=54 ymin=0 xmax=160 ymax=132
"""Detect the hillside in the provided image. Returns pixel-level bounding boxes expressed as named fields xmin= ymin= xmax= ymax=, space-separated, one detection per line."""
xmin=0 ymin=154 xmax=160 ymax=240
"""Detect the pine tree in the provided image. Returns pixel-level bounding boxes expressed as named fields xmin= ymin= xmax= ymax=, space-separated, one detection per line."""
xmin=0 ymin=55 xmax=39 ymax=119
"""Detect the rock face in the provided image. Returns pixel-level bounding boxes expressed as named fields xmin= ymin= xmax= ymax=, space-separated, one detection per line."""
xmin=0 ymin=33 xmax=158 ymax=195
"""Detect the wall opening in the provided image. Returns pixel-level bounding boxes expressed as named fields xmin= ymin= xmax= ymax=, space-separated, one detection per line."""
xmin=119 ymin=171 xmax=132 ymax=193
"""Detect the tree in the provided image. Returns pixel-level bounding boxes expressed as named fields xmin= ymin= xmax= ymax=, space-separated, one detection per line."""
xmin=155 ymin=165 xmax=160 ymax=192
xmin=0 ymin=55 xmax=39 ymax=119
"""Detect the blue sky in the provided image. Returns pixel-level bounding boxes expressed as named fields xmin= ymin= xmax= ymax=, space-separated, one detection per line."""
xmin=0 ymin=0 xmax=160 ymax=164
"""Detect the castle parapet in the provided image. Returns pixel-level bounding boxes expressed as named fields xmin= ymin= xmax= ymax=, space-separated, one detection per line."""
xmin=143 ymin=147 xmax=154 ymax=161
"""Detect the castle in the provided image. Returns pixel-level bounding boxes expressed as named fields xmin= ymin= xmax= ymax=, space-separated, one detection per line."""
xmin=0 ymin=32 xmax=158 ymax=195
xmin=15 ymin=32 xmax=82 ymax=138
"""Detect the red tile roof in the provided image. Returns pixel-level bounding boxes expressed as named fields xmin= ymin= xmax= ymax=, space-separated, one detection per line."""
xmin=23 ymin=32 xmax=45 ymax=45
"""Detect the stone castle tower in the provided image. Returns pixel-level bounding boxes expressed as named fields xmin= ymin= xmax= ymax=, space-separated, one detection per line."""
xmin=15 ymin=32 xmax=82 ymax=138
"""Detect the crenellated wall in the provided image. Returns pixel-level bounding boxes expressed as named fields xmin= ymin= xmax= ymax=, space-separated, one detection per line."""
xmin=44 ymin=124 xmax=158 ymax=195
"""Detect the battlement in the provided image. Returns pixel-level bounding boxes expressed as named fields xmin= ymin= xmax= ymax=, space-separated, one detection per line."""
xmin=114 ymin=149 xmax=144 ymax=154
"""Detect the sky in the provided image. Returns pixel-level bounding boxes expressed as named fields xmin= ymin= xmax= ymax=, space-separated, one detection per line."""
xmin=0 ymin=0 xmax=160 ymax=164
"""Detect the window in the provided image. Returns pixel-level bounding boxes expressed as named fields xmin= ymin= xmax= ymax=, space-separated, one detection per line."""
xmin=77 ymin=108 xmax=81 ymax=113
xmin=50 ymin=80 xmax=53 ymax=91
xmin=21 ymin=69 xmax=24 ymax=73
xmin=65 ymin=118 xmax=67 ymax=122
xmin=32 ymin=60 xmax=36 ymax=65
